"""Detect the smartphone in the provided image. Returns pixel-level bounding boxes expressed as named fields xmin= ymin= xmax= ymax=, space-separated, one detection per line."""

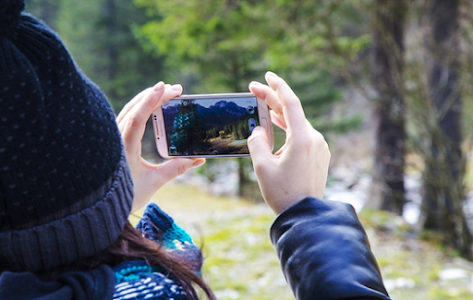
xmin=153 ymin=93 xmax=273 ymax=158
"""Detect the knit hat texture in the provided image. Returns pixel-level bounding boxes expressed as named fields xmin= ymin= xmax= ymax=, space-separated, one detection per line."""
xmin=0 ymin=0 xmax=134 ymax=272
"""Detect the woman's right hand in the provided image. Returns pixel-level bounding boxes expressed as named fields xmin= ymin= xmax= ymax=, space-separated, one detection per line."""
xmin=247 ymin=72 xmax=331 ymax=215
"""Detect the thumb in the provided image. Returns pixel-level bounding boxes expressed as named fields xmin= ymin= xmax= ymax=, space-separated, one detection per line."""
xmin=156 ymin=158 xmax=206 ymax=181
xmin=248 ymin=126 xmax=273 ymax=164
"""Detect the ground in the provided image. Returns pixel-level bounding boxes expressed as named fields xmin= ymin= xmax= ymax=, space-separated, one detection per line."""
xmin=131 ymin=182 xmax=473 ymax=300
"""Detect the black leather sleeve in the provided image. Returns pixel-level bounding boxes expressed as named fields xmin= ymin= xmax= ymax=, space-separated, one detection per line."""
xmin=270 ymin=197 xmax=391 ymax=300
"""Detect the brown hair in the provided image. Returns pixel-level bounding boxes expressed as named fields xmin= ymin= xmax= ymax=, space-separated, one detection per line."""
xmin=38 ymin=221 xmax=216 ymax=300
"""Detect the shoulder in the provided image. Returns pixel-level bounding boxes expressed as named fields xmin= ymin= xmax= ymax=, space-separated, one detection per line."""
xmin=113 ymin=261 xmax=188 ymax=300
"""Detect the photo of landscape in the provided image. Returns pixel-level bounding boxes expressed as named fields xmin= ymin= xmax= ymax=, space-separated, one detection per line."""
xmin=162 ymin=98 xmax=259 ymax=156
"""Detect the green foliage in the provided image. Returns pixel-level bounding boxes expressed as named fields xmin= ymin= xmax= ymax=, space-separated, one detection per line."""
xmin=135 ymin=0 xmax=267 ymax=92
xmin=133 ymin=0 xmax=371 ymax=198
xmin=26 ymin=0 xmax=166 ymax=112
xmin=133 ymin=0 xmax=372 ymax=95
xmin=256 ymin=1 xmax=372 ymax=72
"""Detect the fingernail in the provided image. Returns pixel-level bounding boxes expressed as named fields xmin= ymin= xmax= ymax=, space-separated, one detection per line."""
xmin=171 ymin=84 xmax=182 ymax=91
xmin=250 ymin=81 xmax=263 ymax=86
xmin=153 ymin=82 xmax=164 ymax=92
xmin=192 ymin=158 xmax=205 ymax=167
xmin=266 ymin=71 xmax=278 ymax=78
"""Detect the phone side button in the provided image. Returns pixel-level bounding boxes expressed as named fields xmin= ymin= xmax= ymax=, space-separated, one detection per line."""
xmin=157 ymin=122 xmax=165 ymax=138
xmin=261 ymin=117 xmax=268 ymax=131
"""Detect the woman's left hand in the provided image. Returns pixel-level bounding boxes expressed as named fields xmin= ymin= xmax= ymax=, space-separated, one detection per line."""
xmin=117 ymin=82 xmax=205 ymax=213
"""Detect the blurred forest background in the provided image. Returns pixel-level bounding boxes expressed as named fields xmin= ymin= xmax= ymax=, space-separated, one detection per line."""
xmin=25 ymin=0 xmax=473 ymax=283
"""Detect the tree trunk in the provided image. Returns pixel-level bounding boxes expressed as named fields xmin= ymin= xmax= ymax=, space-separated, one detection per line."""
xmin=369 ymin=0 xmax=406 ymax=215
xmin=421 ymin=0 xmax=472 ymax=260
xmin=228 ymin=60 xmax=263 ymax=201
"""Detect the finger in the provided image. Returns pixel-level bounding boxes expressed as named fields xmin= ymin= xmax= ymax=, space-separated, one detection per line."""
xmin=117 ymin=82 xmax=182 ymax=126
xmin=270 ymin=110 xmax=287 ymax=131
xmin=121 ymin=83 xmax=182 ymax=139
xmin=117 ymin=86 xmax=154 ymax=124
xmin=159 ymin=84 xmax=183 ymax=108
xmin=117 ymin=83 xmax=163 ymax=134
xmin=265 ymin=72 xmax=307 ymax=130
xmin=249 ymin=81 xmax=282 ymax=113
xmin=154 ymin=158 xmax=206 ymax=182
xmin=249 ymin=81 xmax=284 ymax=118
xmin=248 ymin=126 xmax=273 ymax=169
xmin=249 ymin=81 xmax=287 ymax=128
xmin=121 ymin=83 xmax=165 ymax=156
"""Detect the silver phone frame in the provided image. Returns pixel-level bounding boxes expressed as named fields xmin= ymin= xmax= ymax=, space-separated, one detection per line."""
xmin=152 ymin=93 xmax=273 ymax=158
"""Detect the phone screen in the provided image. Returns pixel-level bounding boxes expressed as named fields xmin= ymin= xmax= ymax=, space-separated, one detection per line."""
xmin=161 ymin=96 xmax=260 ymax=156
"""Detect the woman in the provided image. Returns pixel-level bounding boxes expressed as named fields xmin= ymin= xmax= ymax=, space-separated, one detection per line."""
xmin=0 ymin=0 xmax=390 ymax=299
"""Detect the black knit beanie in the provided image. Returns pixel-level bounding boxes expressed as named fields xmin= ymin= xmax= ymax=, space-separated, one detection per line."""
xmin=0 ymin=0 xmax=134 ymax=272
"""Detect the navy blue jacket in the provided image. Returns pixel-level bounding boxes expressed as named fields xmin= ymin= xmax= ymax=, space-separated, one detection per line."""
xmin=271 ymin=197 xmax=390 ymax=300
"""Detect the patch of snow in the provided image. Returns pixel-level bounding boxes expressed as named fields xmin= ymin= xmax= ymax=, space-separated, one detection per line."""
xmin=439 ymin=268 xmax=470 ymax=281
xmin=325 ymin=188 xmax=365 ymax=212
xmin=384 ymin=277 xmax=416 ymax=291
